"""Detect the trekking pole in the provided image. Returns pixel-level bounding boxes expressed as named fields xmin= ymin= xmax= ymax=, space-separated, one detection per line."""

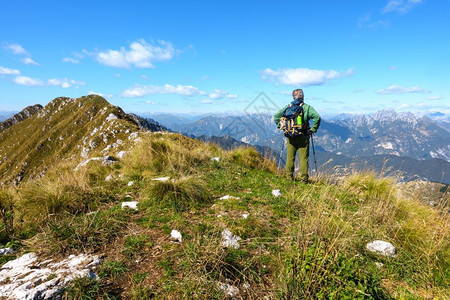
xmin=310 ymin=132 xmax=318 ymax=174
xmin=277 ymin=137 xmax=285 ymax=177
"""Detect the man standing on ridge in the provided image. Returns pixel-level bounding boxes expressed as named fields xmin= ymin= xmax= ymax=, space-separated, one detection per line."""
xmin=273 ymin=89 xmax=321 ymax=183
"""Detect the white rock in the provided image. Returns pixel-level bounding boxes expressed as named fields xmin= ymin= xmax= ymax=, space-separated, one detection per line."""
xmin=242 ymin=214 xmax=249 ymax=219
xmin=366 ymin=240 xmax=396 ymax=257
xmin=222 ymin=228 xmax=241 ymax=249
xmin=116 ymin=150 xmax=127 ymax=159
xmin=375 ymin=262 xmax=384 ymax=269
xmin=106 ymin=113 xmax=118 ymax=121
xmin=219 ymin=195 xmax=240 ymax=200
xmin=170 ymin=230 xmax=182 ymax=243
xmin=272 ymin=189 xmax=282 ymax=197
xmin=211 ymin=157 xmax=221 ymax=162
xmin=0 ymin=248 xmax=14 ymax=255
xmin=217 ymin=281 xmax=239 ymax=298
xmin=105 ymin=174 xmax=113 ymax=182
xmin=121 ymin=201 xmax=138 ymax=210
xmin=0 ymin=253 xmax=99 ymax=300
xmin=152 ymin=176 xmax=170 ymax=182
xmin=127 ymin=181 xmax=134 ymax=186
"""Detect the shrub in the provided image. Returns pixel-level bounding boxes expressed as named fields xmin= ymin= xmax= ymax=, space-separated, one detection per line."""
xmin=144 ymin=177 xmax=212 ymax=212
xmin=0 ymin=189 xmax=15 ymax=243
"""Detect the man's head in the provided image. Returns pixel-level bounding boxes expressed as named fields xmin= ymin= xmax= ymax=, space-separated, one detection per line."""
xmin=292 ymin=89 xmax=304 ymax=101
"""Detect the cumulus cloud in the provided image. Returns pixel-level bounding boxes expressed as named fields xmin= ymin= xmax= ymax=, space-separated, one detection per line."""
xmin=425 ymin=96 xmax=443 ymax=100
xmin=200 ymin=99 xmax=213 ymax=104
xmin=47 ymin=78 xmax=86 ymax=88
xmin=96 ymin=39 xmax=176 ymax=68
xmin=262 ymin=67 xmax=354 ymax=86
xmin=383 ymin=0 xmax=423 ymax=14
xmin=22 ymin=57 xmax=40 ymax=66
xmin=121 ymin=84 xmax=206 ymax=98
xmin=208 ymin=89 xmax=238 ymax=100
xmin=0 ymin=66 xmax=20 ymax=75
xmin=377 ymin=85 xmax=430 ymax=94
xmin=14 ymin=76 xmax=44 ymax=86
xmin=63 ymin=57 xmax=80 ymax=64
xmin=89 ymin=91 xmax=113 ymax=98
xmin=4 ymin=43 xmax=28 ymax=55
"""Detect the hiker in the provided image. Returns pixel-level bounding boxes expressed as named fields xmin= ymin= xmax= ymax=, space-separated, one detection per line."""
xmin=273 ymin=89 xmax=321 ymax=183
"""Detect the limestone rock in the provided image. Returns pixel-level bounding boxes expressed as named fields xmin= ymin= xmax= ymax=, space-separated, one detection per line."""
xmin=366 ymin=240 xmax=396 ymax=257
xmin=222 ymin=228 xmax=241 ymax=249
xmin=121 ymin=201 xmax=138 ymax=210
xmin=170 ymin=230 xmax=182 ymax=243
xmin=219 ymin=195 xmax=240 ymax=200
xmin=217 ymin=281 xmax=239 ymax=298
xmin=0 ymin=252 xmax=100 ymax=300
xmin=0 ymin=248 xmax=14 ymax=255
xmin=272 ymin=189 xmax=282 ymax=197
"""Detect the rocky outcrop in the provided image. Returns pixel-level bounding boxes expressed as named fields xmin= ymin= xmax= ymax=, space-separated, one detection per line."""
xmin=127 ymin=113 xmax=168 ymax=132
xmin=0 ymin=252 xmax=100 ymax=299
xmin=0 ymin=104 xmax=42 ymax=132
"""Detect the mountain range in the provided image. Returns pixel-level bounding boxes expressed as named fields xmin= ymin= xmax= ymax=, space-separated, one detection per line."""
xmin=149 ymin=110 xmax=450 ymax=184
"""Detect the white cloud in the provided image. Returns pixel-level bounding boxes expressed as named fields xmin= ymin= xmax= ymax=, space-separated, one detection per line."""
xmin=262 ymin=67 xmax=354 ymax=86
xmin=377 ymin=85 xmax=430 ymax=94
xmin=89 ymin=91 xmax=113 ymax=98
xmin=200 ymin=99 xmax=213 ymax=104
xmin=121 ymin=84 xmax=206 ymax=98
xmin=47 ymin=78 xmax=86 ymax=88
xmin=0 ymin=66 xmax=20 ymax=75
xmin=14 ymin=76 xmax=44 ymax=86
xmin=4 ymin=43 xmax=28 ymax=55
xmin=357 ymin=13 xmax=389 ymax=29
xmin=425 ymin=96 xmax=443 ymax=100
xmin=22 ymin=57 xmax=40 ymax=66
xmin=208 ymin=89 xmax=238 ymax=100
xmin=63 ymin=57 xmax=80 ymax=64
xmin=383 ymin=0 xmax=423 ymax=14
xmin=145 ymin=100 xmax=157 ymax=105
xmin=96 ymin=39 xmax=176 ymax=68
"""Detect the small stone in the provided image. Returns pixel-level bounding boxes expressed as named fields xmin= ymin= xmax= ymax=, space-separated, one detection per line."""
xmin=0 ymin=248 xmax=14 ymax=255
xmin=116 ymin=151 xmax=127 ymax=159
xmin=170 ymin=230 xmax=182 ymax=243
xmin=121 ymin=201 xmax=138 ymax=210
xmin=219 ymin=195 xmax=240 ymax=200
xmin=222 ymin=228 xmax=241 ymax=249
xmin=211 ymin=157 xmax=221 ymax=162
xmin=127 ymin=181 xmax=134 ymax=186
xmin=375 ymin=262 xmax=384 ymax=269
xmin=217 ymin=282 xmax=239 ymax=298
xmin=366 ymin=240 xmax=396 ymax=257
xmin=105 ymin=174 xmax=113 ymax=182
xmin=106 ymin=113 xmax=118 ymax=121
xmin=272 ymin=190 xmax=282 ymax=197
xmin=242 ymin=214 xmax=249 ymax=219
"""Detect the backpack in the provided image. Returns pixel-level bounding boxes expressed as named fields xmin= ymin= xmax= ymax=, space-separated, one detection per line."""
xmin=279 ymin=100 xmax=308 ymax=137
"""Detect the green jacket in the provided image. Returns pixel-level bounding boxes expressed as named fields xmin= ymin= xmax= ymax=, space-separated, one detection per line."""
xmin=273 ymin=103 xmax=321 ymax=133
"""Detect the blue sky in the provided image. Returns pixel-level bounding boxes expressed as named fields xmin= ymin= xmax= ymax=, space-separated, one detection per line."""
xmin=0 ymin=0 xmax=449 ymax=116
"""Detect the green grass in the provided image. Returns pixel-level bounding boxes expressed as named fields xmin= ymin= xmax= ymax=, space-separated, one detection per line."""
xmin=1 ymin=131 xmax=448 ymax=299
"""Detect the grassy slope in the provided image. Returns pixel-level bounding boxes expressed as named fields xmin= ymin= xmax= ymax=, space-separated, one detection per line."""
xmin=0 ymin=132 xmax=448 ymax=299
xmin=0 ymin=95 xmax=140 ymax=185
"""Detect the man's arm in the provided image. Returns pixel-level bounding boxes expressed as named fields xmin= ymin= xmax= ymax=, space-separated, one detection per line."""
xmin=307 ymin=105 xmax=321 ymax=133
xmin=273 ymin=105 xmax=288 ymax=127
